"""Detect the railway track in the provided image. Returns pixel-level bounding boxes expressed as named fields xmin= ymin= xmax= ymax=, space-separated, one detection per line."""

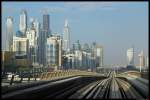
xmin=2 ymin=75 xmax=105 ymax=99
xmin=68 ymin=71 xmax=147 ymax=99
xmin=116 ymin=78 xmax=143 ymax=99
xmin=2 ymin=71 xmax=148 ymax=99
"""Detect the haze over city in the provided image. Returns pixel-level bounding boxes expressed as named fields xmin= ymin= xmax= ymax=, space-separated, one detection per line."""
xmin=2 ymin=2 xmax=148 ymax=66
xmin=1 ymin=2 xmax=149 ymax=99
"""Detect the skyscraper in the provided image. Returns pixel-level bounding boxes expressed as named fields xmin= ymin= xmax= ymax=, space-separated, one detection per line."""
xmin=38 ymin=29 xmax=47 ymax=66
xmin=13 ymin=36 xmax=30 ymax=66
xmin=91 ymin=42 xmax=97 ymax=58
xmin=63 ymin=19 xmax=70 ymax=52
xmin=138 ymin=50 xmax=145 ymax=71
xmin=96 ymin=44 xmax=103 ymax=67
xmin=13 ymin=36 xmax=29 ymax=57
xmin=6 ymin=16 xmax=13 ymax=51
xmin=19 ymin=9 xmax=27 ymax=35
xmin=91 ymin=42 xmax=97 ymax=70
xmin=146 ymin=56 xmax=149 ymax=68
xmin=46 ymin=34 xmax=62 ymax=70
xmin=26 ymin=25 xmax=38 ymax=66
xmin=74 ymin=50 xmax=82 ymax=69
xmin=139 ymin=50 xmax=145 ymax=66
xmin=127 ymin=48 xmax=134 ymax=66
xmin=34 ymin=19 xmax=40 ymax=38
xmin=73 ymin=40 xmax=81 ymax=51
xmin=43 ymin=14 xmax=50 ymax=37
xmin=82 ymin=51 xmax=91 ymax=70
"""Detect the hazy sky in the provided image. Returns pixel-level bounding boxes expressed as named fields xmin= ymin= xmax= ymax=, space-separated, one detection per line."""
xmin=2 ymin=2 xmax=148 ymax=66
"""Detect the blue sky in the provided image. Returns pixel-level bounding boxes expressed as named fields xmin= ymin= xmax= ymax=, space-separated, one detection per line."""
xmin=2 ymin=2 xmax=148 ymax=66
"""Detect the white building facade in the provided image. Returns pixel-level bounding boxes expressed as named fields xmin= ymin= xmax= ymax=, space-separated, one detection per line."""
xmin=19 ymin=9 xmax=27 ymax=35
xmin=46 ymin=35 xmax=62 ymax=70
xmin=6 ymin=16 xmax=13 ymax=51
xmin=13 ymin=36 xmax=29 ymax=59
xmin=96 ymin=45 xmax=103 ymax=67
xmin=26 ymin=26 xmax=38 ymax=66
xmin=74 ymin=50 xmax=82 ymax=69
xmin=63 ymin=19 xmax=70 ymax=52
xmin=146 ymin=56 xmax=149 ymax=68
xmin=138 ymin=50 xmax=145 ymax=67
xmin=127 ymin=48 xmax=134 ymax=66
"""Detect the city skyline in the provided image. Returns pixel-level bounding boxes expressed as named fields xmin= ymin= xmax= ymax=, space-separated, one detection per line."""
xmin=2 ymin=2 xmax=148 ymax=66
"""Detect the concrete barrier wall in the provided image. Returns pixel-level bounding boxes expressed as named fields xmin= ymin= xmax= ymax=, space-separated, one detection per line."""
xmin=40 ymin=70 xmax=99 ymax=80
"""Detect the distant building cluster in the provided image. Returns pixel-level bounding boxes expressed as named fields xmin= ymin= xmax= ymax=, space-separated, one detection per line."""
xmin=3 ymin=9 xmax=104 ymax=72
xmin=63 ymin=41 xmax=104 ymax=71
xmin=126 ymin=47 xmax=148 ymax=71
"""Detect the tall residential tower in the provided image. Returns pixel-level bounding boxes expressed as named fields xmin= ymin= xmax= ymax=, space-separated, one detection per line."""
xmin=6 ymin=16 xmax=13 ymax=51
xmin=96 ymin=44 xmax=103 ymax=67
xmin=127 ymin=48 xmax=134 ymax=66
xmin=43 ymin=14 xmax=50 ymax=37
xmin=138 ymin=50 xmax=145 ymax=72
xmin=63 ymin=19 xmax=70 ymax=52
xmin=19 ymin=9 xmax=27 ymax=35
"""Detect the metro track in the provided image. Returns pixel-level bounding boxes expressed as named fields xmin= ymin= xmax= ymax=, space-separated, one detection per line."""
xmin=2 ymin=71 xmax=148 ymax=99
xmin=68 ymin=71 xmax=147 ymax=99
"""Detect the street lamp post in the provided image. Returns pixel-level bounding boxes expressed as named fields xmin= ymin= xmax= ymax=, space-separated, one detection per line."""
xmin=2 ymin=51 xmax=5 ymax=76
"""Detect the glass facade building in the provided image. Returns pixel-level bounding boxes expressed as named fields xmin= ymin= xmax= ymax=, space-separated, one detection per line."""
xmin=46 ymin=35 xmax=62 ymax=70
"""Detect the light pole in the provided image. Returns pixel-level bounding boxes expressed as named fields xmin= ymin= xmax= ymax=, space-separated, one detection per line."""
xmin=2 ymin=51 xmax=5 ymax=76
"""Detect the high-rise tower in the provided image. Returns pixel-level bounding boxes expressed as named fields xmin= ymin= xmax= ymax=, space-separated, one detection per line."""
xmin=19 ymin=9 xmax=27 ymax=35
xmin=6 ymin=16 xmax=13 ymax=51
xmin=96 ymin=44 xmax=103 ymax=67
xmin=63 ymin=19 xmax=70 ymax=52
xmin=43 ymin=14 xmax=50 ymax=37
xmin=138 ymin=50 xmax=145 ymax=72
xmin=127 ymin=47 xmax=134 ymax=66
